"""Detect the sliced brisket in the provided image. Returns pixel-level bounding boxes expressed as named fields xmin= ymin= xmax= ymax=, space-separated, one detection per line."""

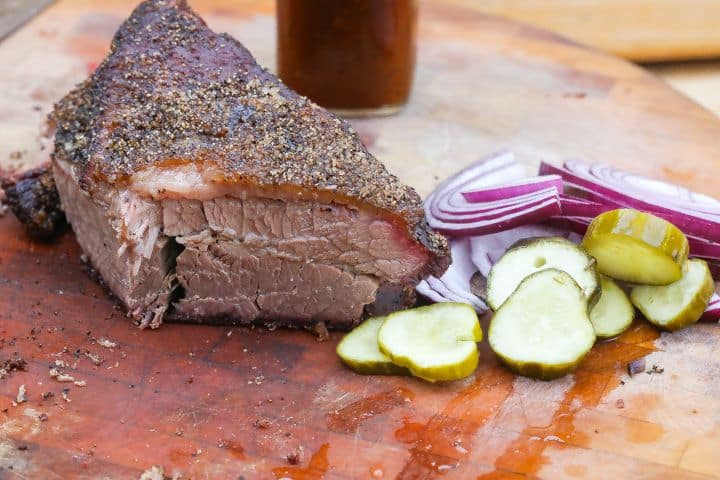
xmin=50 ymin=0 xmax=449 ymax=329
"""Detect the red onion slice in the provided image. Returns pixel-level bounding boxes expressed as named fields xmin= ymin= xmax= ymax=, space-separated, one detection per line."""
xmin=416 ymin=280 xmax=451 ymax=304
xmin=702 ymin=294 xmax=720 ymax=321
xmin=426 ymin=276 xmax=475 ymax=305
xmin=428 ymin=151 xmax=525 ymax=216
xmin=428 ymin=196 xmax=561 ymax=236
xmin=433 ymin=188 xmax=559 ymax=223
xmin=427 ymin=150 xmax=521 ymax=211
xmin=437 ymin=187 xmax=559 ymax=217
xmin=462 ymin=175 xmax=563 ymax=203
xmin=425 ymin=151 xmax=562 ymax=235
xmin=559 ymin=195 xmax=613 ymax=218
xmin=583 ymin=162 xmax=720 ymax=214
xmin=438 ymin=238 xmax=488 ymax=311
xmin=416 ymin=238 xmax=487 ymax=312
xmin=541 ymin=161 xmax=720 ymax=242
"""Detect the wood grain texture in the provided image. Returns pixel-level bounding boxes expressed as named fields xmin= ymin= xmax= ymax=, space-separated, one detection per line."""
xmin=2 ymin=1 xmax=720 ymax=478
xmin=442 ymin=0 xmax=720 ymax=62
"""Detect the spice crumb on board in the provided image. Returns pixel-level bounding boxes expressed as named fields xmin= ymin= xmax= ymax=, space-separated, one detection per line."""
xmin=254 ymin=418 xmax=271 ymax=429
xmin=96 ymin=337 xmax=119 ymax=349
xmin=16 ymin=384 xmax=26 ymax=404
xmin=0 ymin=354 xmax=28 ymax=379
xmin=84 ymin=351 xmax=103 ymax=366
xmin=616 ymin=399 xmax=625 ymax=409
xmin=138 ymin=465 xmax=165 ymax=480
xmin=49 ymin=367 xmax=77 ymax=383
xmin=647 ymin=364 xmax=664 ymax=375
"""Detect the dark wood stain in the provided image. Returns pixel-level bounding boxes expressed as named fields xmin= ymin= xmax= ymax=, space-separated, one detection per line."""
xmin=326 ymin=387 xmax=415 ymax=434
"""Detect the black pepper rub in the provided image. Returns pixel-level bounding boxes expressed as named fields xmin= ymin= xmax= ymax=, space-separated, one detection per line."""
xmin=51 ymin=0 xmax=448 ymax=267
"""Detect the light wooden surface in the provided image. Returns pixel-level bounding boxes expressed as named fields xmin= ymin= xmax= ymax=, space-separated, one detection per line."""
xmin=2 ymin=1 xmax=720 ymax=479
xmin=650 ymin=60 xmax=720 ymax=118
xmin=447 ymin=0 xmax=720 ymax=62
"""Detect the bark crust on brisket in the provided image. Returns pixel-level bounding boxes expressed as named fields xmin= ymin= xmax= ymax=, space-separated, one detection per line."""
xmin=50 ymin=0 xmax=449 ymax=329
xmin=1 ymin=165 xmax=66 ymax=240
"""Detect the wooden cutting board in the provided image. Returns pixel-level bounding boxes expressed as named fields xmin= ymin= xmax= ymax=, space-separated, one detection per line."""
xmin=441 ymin=0 xmax=720 ymax=62
xmin=2 ymin=1 xmax=720 ymax=479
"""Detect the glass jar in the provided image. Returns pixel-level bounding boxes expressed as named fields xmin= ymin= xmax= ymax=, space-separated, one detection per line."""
xmin=276 ymin=0 xmax=418 ymax=117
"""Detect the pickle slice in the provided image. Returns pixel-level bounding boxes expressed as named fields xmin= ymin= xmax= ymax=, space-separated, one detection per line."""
xmin=589 ymin=275 xmax=634 ymax=338
xmin=336 ymin=317 xmax=409 ymax=375
xmin=486 ymin=237 xmax=599 ymax=310
xmin=631 ymin=259 xmax=714 ymax=331
xmin=377 ymin=303 xmax=482 ymax=382
xmin=489 ymin=269 xmax=596 ymax=380
xmin=582 ymin=209 xmax=688 ymax=285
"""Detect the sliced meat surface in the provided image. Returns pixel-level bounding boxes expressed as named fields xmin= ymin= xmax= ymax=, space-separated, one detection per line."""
xmin=49 ymin=0 xmax=449 ymax=329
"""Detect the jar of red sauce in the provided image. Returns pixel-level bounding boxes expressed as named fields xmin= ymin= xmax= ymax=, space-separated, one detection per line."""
xmin=276 ymin=0 xmax=418 ymax=117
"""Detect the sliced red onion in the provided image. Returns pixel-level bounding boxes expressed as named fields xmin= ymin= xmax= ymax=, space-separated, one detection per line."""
xmin=433 ymin=188 xmax=560 ymax=223
xmin=559 ymin=195 xmax=613 ymax=218
xmin=428 ymin=154 xmax=526 ymax=217
xmin=426 ymin=150 xmax=521 ymax=212
xmin=426 ymin=276 xmax=474 ymax=305
xmin=437 ymin=187 xmax=559 ymax=218
xmin=702 ymin=293 xmax=720 ymax=321
xmin=425 ymin=151 xmax=562 ymax=236
xmin=581 ymin=161 xmax=720 ymax=214
xmin=462 ymin=175 xmax=563 ymax=203
xmin=416 ymin=239 xmax=487 ymax=312
xmin=416 ymin=280 xmax=450 ymax=304
xmin=428 ymin=196 xmax=561 ymax=236
xmin=439 ymin=238 xmax=488 ymax=310
xmin=685 ymin=236 xmax=720 ymax=260
xmin=541 ymin=161 xmax=720 ymax=242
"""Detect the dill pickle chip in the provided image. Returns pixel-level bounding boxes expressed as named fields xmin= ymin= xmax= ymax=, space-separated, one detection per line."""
xmin=377 ymin=303 xmax=482 ymax=382
xmin=589 ymin=275 xmax=634 ymax=338
xmin=336 ymin=317 xmax=409 ymax=375
xmin=489 ymin=269 xmax=596 ymax=380
xmin=582 ymin=209 xmax=688 ymax=285
xmin=486 ymin=237 xmax=600 ymax=311
xmin=631 ymin=259 xmax=714 ymax=331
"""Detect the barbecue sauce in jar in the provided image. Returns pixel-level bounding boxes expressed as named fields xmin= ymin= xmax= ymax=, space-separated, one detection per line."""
xmin=277 ymin=0 xmax=418 ymax=116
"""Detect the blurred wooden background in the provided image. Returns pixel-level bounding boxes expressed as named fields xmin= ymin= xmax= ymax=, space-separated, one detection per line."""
xmin=456 ymin=0 xmax=720 ymax=62
xmin=460 ymin=0 xmax=720 ymax=118
xmin=1 ymin=0 xmax=720 ymax=116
